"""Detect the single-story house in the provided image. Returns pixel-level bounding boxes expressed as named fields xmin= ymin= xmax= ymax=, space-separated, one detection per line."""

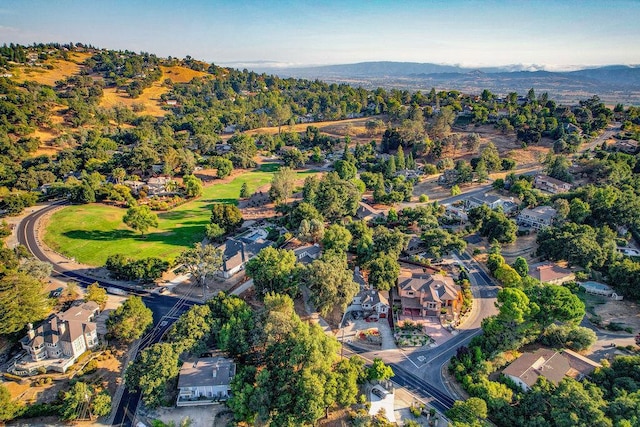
xmin=218 ymin=236 xmax=272 ymax=279
xmin=293 ymin=244 xmax=322 ymax=265
xmin=356 ymin=202 xmax=383 ymax=222
xmin=503 ymin=348 xmax=601 ymax=391
xmin=528 ymin=262 xmax=575 ymax=285
xmin=464 ymin=193 xmax=518 ymax=214
xmin=176 ymin=356 xmax=236 ymax=406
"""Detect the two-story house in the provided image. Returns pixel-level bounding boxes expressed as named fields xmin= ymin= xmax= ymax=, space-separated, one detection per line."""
xmin=398 ymin=273 xmax=462 ymax=317
xmin=18 ymin=301 xmax=99 ymax=374
xmin=350 ymin=267 xmax=390 ymax=317
xmin=517 ymin=206 xmax=557 ymax=231
xmin=534 ymin=174 xmax=572 ymax=194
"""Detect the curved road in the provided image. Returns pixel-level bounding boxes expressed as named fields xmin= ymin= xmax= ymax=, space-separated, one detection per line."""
xmin=17 ymin=202 xmax=194 ymax=426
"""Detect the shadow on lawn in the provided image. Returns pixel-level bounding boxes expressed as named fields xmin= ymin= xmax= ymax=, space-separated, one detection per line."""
xmin=62 ymin=225 xmax=205 ymax=245
xmin=257 ymin=163 xmax=280 ymax=173
xmin=200 ymin=197 xmax=239 ymax=205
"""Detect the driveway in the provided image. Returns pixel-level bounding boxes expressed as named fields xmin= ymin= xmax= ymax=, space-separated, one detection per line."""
xmin=340 ymin=312 xmax=397 ymax=351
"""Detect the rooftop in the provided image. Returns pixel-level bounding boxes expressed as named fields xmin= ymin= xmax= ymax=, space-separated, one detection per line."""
xmin=519 ymin=205 xmax=557 ymax=220
xmin=178 ymin=357 xmax=236 ymax=389
xmin=528 ymin=262 xmax=574 ymax=283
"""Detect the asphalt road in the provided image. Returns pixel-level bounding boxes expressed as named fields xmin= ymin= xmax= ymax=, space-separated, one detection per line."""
xmin=394 ymin=251 xmax=499 ymax=401
xmin=16 ymin=202 xmax=195 ymax=426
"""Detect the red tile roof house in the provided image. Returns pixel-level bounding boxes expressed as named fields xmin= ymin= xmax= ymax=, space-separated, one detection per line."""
xmin=528 ymin=262 xmax=576 ymax=285
xmin=397 ymin=273 xmax=463 ymax=319
xmin=16 ymin=301 xmax=100 ymax=375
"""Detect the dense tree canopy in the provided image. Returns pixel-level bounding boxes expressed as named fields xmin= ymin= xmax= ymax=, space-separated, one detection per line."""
xmin=303 ymin=250 xmax=359 ymax=316
xmin=0 ymin=272 xmax=51 ymax=335
xmin=245 ymin=247 xmax=298 ymax=299
xmin=106 ymin=296 xmax=153 ymax=343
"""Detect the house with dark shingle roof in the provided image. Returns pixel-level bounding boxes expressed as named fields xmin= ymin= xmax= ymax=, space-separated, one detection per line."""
xmin=355 ymin=201 xmax=383 ymax=221
xmin=293 ymin=244 xmax=322 ymax=265
xmin=218 ymin=237 xmax=273 ymax=279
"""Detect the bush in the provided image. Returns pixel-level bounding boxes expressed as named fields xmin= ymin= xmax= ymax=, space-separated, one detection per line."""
xmin=423 ymin=164 xmax=438 ymax=175
xmin=419 ymin=194 xmax=429 ymax=203
xmin=410 ymin=405 xmax=422 ymax=418
xmin=17 ymin=402 xmax=60 ymax=418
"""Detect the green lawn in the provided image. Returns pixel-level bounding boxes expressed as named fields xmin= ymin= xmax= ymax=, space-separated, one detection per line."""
xmin=44 ymin=165 xmax=315 ymax=266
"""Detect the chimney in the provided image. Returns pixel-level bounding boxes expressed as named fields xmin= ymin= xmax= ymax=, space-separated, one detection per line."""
xmin=27 ymin=323 xmax=35 ymax=340
xmin=58 ymin=320 xmax=66 ymax=335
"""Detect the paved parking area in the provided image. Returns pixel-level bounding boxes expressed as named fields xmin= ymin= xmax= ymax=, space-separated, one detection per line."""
xmin=339 ymin=311 xmax=397 ymax=350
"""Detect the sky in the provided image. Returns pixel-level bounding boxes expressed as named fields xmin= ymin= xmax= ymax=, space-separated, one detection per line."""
xmin=1 ymin=0 xmax=639 ymax=70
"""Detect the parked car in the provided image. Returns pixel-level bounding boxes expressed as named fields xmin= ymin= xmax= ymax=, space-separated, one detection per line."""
xmin=50 ymin=287 xmax=64 ymax=298
xmin=371 ymin=387 xmax=387 ymax=398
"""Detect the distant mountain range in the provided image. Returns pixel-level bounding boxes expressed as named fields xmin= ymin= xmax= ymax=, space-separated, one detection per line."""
xmin=246 ymin=62 xmax=640 ymax=105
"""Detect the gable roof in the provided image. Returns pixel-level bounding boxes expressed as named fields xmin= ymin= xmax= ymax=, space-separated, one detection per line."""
xmin=535 ymin=174 xmax=571 ymax=188
xmin=293 ymin=244 xmax=322 ymax=260
xmin=220 ymin=238 xmax=272 ymax=272
xmin=503 ymin=348 xmax=568 ymax=388
xmin=356 ymin=202 xmax=381 ymax=220
xmin=398 ymin=273 xmax=459 ymax=303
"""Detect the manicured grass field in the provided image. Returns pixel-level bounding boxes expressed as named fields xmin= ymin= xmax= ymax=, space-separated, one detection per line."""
xmin=44 ymin=165 xmax=315 ymax=266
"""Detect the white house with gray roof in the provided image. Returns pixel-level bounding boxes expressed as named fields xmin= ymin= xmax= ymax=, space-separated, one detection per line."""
xmin=177 ymin=356 xmax=236 ymax=406
xmin=517 ymin=206 xmax=557 ymax=231
xmin=293 ymin=244 xmax=322 ymax=265
xmin=464 ymin=193 xmax=517 ymax=214
xmin=16 ymin=301 xmax=99 ymax=375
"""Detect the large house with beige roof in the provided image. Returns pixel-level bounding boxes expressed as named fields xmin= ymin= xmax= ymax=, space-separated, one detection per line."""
xmin=16 ymin=301 xmax=100 ymax=375
xmin=503 ymin=348 xmax=601 ymax=391
xmin=398 ymin=273 xmax=462 ymax=318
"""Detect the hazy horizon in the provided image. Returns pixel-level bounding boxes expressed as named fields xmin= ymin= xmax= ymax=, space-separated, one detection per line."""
xmin=2 ymin=0 xmax=639 ymax=70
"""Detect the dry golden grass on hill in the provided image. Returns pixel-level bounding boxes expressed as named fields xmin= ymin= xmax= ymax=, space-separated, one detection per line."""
xmin=100 ymin=65 xmax=210 ymax=117
xmin=239 ymin=116 xmax=384 ymax=145
xmin=160 ymin=65 xmax=209 ymax=83
xmin=11 ymin=52 xmax=92 ymax=86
